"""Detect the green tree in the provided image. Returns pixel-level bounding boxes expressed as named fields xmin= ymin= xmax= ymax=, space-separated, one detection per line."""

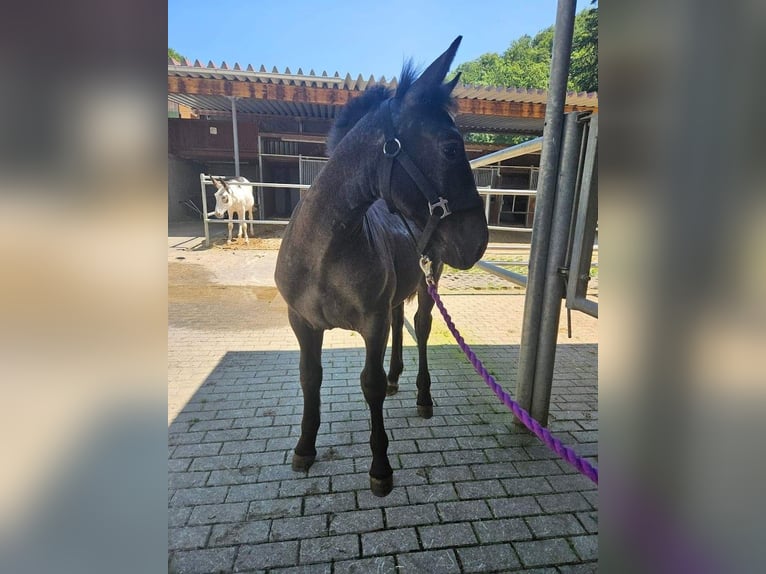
xmin=453 ymin=6 xmax=597 ymax=144
xmin=455 ymin=6 xmax=597 ymax=93
xmin=168 ymin=47 xmax=185 ymax=62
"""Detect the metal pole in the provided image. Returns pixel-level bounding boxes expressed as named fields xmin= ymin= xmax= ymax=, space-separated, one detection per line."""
xmin=530 ymin=113 xmax=583 ymax=425
xmin=230 ymin=96 xmax=240 ymax=177
xmin=514 ymin=0 xmax=577 ymax=425
xmin=200 ymin=173 xmax=210 ymax=247
xmin=567 ymin=115 xmax=599 ymax=317
xmin=257 ymin=134 xmax=265 ymax=219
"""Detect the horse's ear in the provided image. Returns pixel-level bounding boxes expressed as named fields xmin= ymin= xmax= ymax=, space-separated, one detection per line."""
xmin=410 ymin=36 xmax=462 ymax=93
xmin=443 ymin=72 xmax=461 ymax=95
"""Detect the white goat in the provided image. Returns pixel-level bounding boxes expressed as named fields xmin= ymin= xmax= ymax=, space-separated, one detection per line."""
xmin=211 ymin=176 xmax=256 ymax=244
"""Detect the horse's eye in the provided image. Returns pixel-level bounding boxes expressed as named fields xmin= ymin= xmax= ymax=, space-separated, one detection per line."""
xmin=442 ymin=142 xmax=461 ymax=160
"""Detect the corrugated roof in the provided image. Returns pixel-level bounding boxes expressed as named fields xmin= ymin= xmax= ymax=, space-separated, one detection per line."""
xmin=168 ymin=58 xmax=597 ymax=107
xmin=168 ymin=58 xmax=596 ymax=136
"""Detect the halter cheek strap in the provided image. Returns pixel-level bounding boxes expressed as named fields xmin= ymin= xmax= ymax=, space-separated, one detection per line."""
xmin=380 ymin=98 xmax=451 ymax=255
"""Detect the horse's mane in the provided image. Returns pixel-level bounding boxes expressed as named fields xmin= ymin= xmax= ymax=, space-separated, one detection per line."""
xmin=326 ymin=60 xmax=457 ymax=156
xmin=326 ymin=85 xmax=392 ymax=154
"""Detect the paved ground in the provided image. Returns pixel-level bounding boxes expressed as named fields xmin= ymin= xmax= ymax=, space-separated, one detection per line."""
xmin=168 ymin=223 xmax=598 ymax=573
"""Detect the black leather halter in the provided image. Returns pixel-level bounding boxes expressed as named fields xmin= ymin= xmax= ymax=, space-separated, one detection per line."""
xmin=380 ymin=98 xmax=452 ymax=256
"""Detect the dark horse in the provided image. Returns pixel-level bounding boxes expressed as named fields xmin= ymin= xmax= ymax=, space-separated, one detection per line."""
xmin=275 ymin=37 xmax=489 ymax=496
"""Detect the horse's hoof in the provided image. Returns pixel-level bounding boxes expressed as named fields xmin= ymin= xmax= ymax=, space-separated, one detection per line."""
xmin=292 ymin=453 xmax=315 ymax=472
xmin=386 ymin=382 xmax=399 ymax=396
xmin=417 ymin=405 xmax=433 ymax=419
xmin=370 ymin=475 xmax=394 ymax=497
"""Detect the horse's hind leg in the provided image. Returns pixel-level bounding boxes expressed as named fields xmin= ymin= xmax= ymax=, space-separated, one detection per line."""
xmin=361 ymin=316 xmax=394 ymax=496
xmin=386 ymin=303 xmax=404 ymax=395
xmin=288 ymin=308 xmax=324 ymax=472
xmin=414 ymin=279 xmax=436 ymax=419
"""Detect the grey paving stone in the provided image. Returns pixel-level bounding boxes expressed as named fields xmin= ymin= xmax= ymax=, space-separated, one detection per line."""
xmin=206 ymin=467 xmax=260 ymax=486
xmin=170 ymin=546 xmax=236 ymax=574
xmin=470 ymin=462 xmax=519 ymax=480
xmin=576 ymin=511 xmax=598 ymax=534
xmin=456 ymin=543 xmax=521 ymax=572
xmin=169 ymin=471 xmax=209 ymax=489
xmin=570 ymin=534 xmax=598 ymax=561
xmin=546 ymin=473 xmax=598 ymax=493
xmin=361 ymin=527 xmax=419 ymax=556
xmin=454 ymin=479 xmax=506 ymax=500
xmin=170 ymin=486 xmax=228 ymax=507
xmin=279 ymin=476 xmax=331 ymax=498
xmin=219 ymin=439 xmax=267 ymax=455
xmin=169 ymin=458 xmax=191 ymax=472
xmin=248 ymin=496 xmax=302 ymax=520
xmin=396 ymin=549 xmax=461 ymax=573
xmin=513 ymin=460 xmax=564 ymax=477
xmin=168 ymin=506 xmax=191 ymax=528
xmin=487 ymin=496 xmax=542 ymax=518
xmin=418 ymin=522 xmax=477 ymax=549
xmin=235 ymin=541 xmax=300 ymax=570
xmin=406 ymin=483 xmax=457 ymax=504
xmin=443 ymin=449 xmax=488 ymax=465
xmin=536 ymin=492 xmax=593 ymax=513
xmin=399 ymin=451 xmax=445 ymax=468
xmin=271 ymin=563 xmax=332 ymax=574
xmin=270 ymin=514 xmax=327 ymax=541
xmin=357 ymin=487 xmax=410 ymax=509
xmin=329 ymin=509 xmax=383 ymax=535
xmin=241 ymin=450 xmax=289 ymax=466
xmin=331 ymin=472 xmax=369 ymax=492
xmin=304 ymin=491 xmax=357 ymax=515
xmin=426 ymin=465 xmax=474 ymax=483
xmin=334 ymin=555 xmax=396 ymax=574
xmin=203 ymin=428 xmax=249 ymax=442
xmin=501 ymin=476 xmax=555 ymax=496
xmin=436 ymin=500 xmax=492 ymax=522
xmin=209 ymin=520 xmax=270 ymax=546
xmin=226 ymin=481 xmax=279 ymax=502
xmin=472 ymin=518 xmax=532 ymax=543
xmin=514 ymin=538 xmax=578 ymax=567
xmin=581 ymin=489 xmax=598 ymax=510
xmin=188 ymin=454 xmax=240 ymax=472
xmin=168 ymin=525 xmax=211 ymax=550
xmin=557 ymin=562 xmax=598 ymax=573
xmin=525 ymin=514 xmax=585 ymax=538
xmin=187 ymin=502 xmax=248 ymax=525
xmin=299 ymin=534 xmax=359 ymax=563
xmin=385 ymin=503 xmax=439 ymax=528
xmin=169 ymin=431 xmax=206 ymax=445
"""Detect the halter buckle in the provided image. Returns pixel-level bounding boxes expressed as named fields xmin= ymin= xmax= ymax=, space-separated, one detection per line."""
xmin=383 ymin=138 xmax=401 ymax=158
xmin=429 ymin=197 xmax=451 ymax=219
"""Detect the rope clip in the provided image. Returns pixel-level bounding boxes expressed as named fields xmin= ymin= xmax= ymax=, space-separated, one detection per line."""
xmin=419 ymin=255 xmax=435 ymax=285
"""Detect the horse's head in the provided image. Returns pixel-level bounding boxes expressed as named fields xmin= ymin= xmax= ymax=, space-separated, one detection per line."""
xmin=211 ymin=177 xmax=232 ymax=218
xmin=379 ymin=36 xmax=489 ymax=269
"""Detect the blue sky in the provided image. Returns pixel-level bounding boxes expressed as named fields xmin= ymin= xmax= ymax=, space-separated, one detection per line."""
xmin=168 ymin=0 xmax=594 ymax=81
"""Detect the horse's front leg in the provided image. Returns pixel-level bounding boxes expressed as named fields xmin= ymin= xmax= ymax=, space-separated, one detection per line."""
xmin=360 ymin=315 xmax=394 ymax=496
xmin=414 ymin=273 xmax=439 ymax=419
xmin=226 ymin=211 xmax=234 ymax=244
xmin=386 ymin=303 xmax=404 ymax=395
xmin=288 ymin=308 xmax=324 ymax=472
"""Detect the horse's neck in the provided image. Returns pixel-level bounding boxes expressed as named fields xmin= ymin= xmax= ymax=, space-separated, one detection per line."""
xmin=305 ymin=142 xmax=381 ymax=232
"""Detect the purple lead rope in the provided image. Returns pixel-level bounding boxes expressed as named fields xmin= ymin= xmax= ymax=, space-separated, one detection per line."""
xmin=425 ymin=280 xmax=599 ymax=484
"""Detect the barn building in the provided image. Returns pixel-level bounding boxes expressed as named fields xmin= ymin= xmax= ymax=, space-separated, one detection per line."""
xmin=167 ymin=58 xmax=597 ymax=231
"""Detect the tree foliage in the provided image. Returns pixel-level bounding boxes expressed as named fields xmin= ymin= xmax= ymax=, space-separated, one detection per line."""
xmin=168 ymin=48 xmax=185 ymax=62
xmin=454 ymin=6 xmax=598 ymax=93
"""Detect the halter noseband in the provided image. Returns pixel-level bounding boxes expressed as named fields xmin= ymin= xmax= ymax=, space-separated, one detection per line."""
xmin=380 ymin=99 xmax=452 ymax=256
